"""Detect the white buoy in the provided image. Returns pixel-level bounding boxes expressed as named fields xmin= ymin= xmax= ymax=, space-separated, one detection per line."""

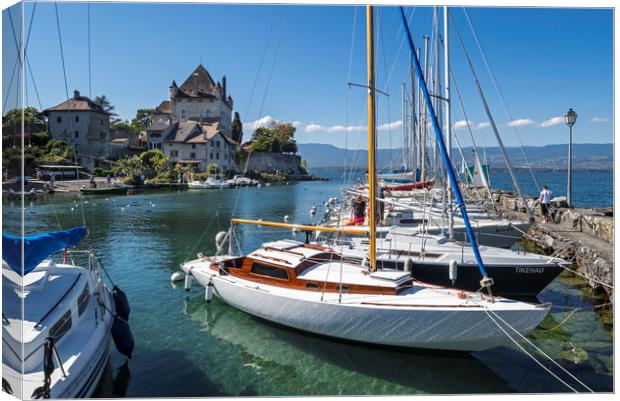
xmin=171 ymin=271 xmax=185 ymax=282
xmin=309 ymin=207 xmax=316 ymax=216
xmin=449 ymin=260 xmax=458 ymax=284
xmin=283 ymin=215 xmax=290 ymax=222
xmin=184 ymin=273 xmax=193 ymax=291
xmin=215 ymin=231 xmax=227 ymax=249
xmin=205 ymin=281 xmax=214 ymax=303
xmin=292 ymin=227 xmax=300 ymax=235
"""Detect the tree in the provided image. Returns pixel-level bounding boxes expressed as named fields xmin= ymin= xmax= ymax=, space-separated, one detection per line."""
xmin=250 ymin=135 xmax=273 ymax=152
xmin=272 ymin=122 xmax=297 ymax=154
xmin=131 ymin=109 xmax=155 ymax=131
xmin=231 ymin=112 xmax=243 ymax=144
xmin=2 ymin=107 xmax=47 ymax=142
xmin=252 ymin=127 xmax=272 ymax=141
xmin=94 ymin=95 xmax=121 ymax=123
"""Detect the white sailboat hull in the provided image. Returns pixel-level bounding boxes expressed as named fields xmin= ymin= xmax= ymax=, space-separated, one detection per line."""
xmin=187 ymin=265 xmax=548 ymax=352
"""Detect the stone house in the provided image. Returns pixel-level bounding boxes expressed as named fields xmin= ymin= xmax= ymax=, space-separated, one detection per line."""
xmin=161 ymin=119 xmax=237 ymax=172
xmin=43 ymin=90 xmax=111 ymax=171
xmin=146 ymin=64 xmax=237 ymax=172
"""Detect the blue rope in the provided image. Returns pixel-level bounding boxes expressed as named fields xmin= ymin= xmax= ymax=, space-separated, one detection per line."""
xmin=399 ymin=7 xmax=488 ymax=279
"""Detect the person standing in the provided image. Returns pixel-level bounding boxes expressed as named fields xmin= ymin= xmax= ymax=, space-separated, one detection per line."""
xmin=346 ymin=195 xmax=366 ymax=226
xmin=539 ymin=185 xmax=553 ymax=224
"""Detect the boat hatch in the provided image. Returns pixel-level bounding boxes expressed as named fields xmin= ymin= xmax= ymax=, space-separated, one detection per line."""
xmin=49 ymin=310 xmax=72 ymax=341
xmin=369 ymin=269 xmax=411 ymax=281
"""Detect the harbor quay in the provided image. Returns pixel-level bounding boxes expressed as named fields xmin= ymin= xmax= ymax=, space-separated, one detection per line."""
xmin=474 ymin=186 xmax=614 ymax=301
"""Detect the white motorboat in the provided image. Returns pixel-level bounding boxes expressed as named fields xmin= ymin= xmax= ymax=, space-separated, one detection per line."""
xmin=188 ymin=176 xmax=232 ymax=189
xmin=226 ymin=175 xmax=259 ymax=187
xmin=180 ymin=238 xmax=550 ymax=352
xmin=2 ymin=227 xmax=134 ymax=399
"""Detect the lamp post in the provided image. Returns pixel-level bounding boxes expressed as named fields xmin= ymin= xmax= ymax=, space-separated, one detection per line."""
xmin=564 ymin=108 xmax=577 ymax=207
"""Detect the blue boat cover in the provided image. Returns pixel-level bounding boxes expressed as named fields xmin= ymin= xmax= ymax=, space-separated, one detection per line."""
xmin=2 ymin=226 xmax=87 ymax=275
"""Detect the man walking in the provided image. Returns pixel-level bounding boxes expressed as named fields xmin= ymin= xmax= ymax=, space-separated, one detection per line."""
xmin=539 ymin=185 xmax=553 ymax=224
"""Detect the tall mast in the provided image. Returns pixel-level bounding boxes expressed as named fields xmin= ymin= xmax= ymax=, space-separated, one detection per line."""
xmin=410 ymin=62 xmax=417 ymax=177
xmin=444 ymin=6 xmax=454 ymax=239
xmin=421 ymin=34 xmax=429 ymax=183
xmin=402 ymin=82 xmax=407 ymax=169
xmin=366 ymin=5 xmax=377 ymax=271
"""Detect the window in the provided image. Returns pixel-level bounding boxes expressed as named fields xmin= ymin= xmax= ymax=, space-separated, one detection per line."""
xmin=56 ymin=116 xmax=62 ymax=123
xmin=250 ymin=262 xmax=289 ymax=280
xmin=210 ymin=153 xmax=213 ymax=159
xmin=181 ymin=109 xmax=187 ymax=119
xmin=170 ymin=150 xmax=179 ymax=157
xmin=306 ymin=283 xmax=319 ymax=289
xmin=210 ymin=141 xmax=214 ymax=147
xmin=100 ymin=131 xmax=106 ymax=140
xmin=156 ymin=143 xmax=161 ymax=150
xmin=49 ymin=310 xmax=72 ymax=341
xmin=190 ymin=152 xmax=196 ymax=159
xmin=216 ymin=153 xmax=219 ymax=160
xmin=78 ymin=284 xmax=90 ymax=316
xmin=216 ymin=141 xmax=220 ymax=148
xmin=75 ymin=131 xmax=79 ymax=138
xmin=192 ymin=144 xmax=196 ymax=149
xmin=75 ymin=115 xmax=79 ymax=122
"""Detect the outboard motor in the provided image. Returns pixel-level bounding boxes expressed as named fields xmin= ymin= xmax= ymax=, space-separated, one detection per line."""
xmin=112 ymin=286 xmax=131 ymax=322
xmin=111 ymin=316 xmax=135 ymax=359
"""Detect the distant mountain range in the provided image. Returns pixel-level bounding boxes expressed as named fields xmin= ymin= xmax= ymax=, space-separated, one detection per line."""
xmin=297 ymin=143 xmax=613 ymax=171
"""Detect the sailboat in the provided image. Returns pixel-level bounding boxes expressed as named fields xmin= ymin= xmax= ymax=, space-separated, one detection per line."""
xmin=179 ymin=6 xmax=549 ymax=352
xmin=2 ymin=227 xmax=134 ymax=398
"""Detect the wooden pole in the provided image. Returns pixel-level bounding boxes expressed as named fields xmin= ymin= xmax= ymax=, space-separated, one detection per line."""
xmin=366 ymin=5 xmax=377 ymax=271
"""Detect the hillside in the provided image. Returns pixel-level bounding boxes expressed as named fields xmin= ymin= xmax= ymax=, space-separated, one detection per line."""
xmin=297 ymin=143 xmax=613 ymax=171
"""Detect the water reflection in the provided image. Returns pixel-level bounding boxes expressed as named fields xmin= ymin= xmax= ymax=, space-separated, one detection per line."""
xmin=185 ymin=296 xmax=513 ymax=395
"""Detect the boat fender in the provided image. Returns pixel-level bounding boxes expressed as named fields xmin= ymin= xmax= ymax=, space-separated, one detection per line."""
xmin=361 ymin=255 xmax=369 ymax=269
xmin=170 ymin=271 xmax=185 ymax=282
xmin=184 ymin=271 xmax=193 ymax=291
xmin=205 ymin=281 xmax=214 ymax=303
xmin=113 ymin=286 xmax=131 ymax=321
xmin=283 ymin=215 xmax=290 ymax=222
xmin=449 ymin=260 xmax=458 ymax=284
xmin=215 ymin=231 xmax=227 ymax=250
xmin=404 ymin=258 xmax=413 ymax=273
xmin=292 ymin=228 xmax=300 ymax=235
xmin=111 ymin=316 xmax=135 ymax=359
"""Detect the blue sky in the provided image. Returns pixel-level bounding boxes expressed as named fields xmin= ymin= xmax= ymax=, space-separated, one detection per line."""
xmin=2 ymin=2 xmax=613 ymax=149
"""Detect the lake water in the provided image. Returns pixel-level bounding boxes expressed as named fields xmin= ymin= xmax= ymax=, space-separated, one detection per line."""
xmin=2 ymin=169 xmax=613 ymax=396
xmin=489 ymin=170 xmax=613 ymax=209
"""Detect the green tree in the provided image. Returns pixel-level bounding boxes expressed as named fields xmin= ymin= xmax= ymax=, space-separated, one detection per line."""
xmin=250 ymin=135 xmax=274 ymax=152
xmin=2 ymin=107 xmax=47 ymax=147
xmin=94 ymin=95 xmax=121 ymax=123
xmin=272 ymin=122 xmax=297 ymax=154
xmin=231 ymin=111 xmax=243 ymax=143
xmin=206 ymin=163 xmax=219 ymax=175
xmin=252 ymin=127 xmax=272 ymax=141
xmin=131 ymin=109 xmax=155 ymax=131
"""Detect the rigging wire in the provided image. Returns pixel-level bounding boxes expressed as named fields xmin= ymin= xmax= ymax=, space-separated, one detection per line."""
xmin=461 ymin=8 xmax=540 ymax=191
xmin=54 ymin=2 xmax=87 ymax=229
xmin=243 ymin=10 xmax=278 ymax=121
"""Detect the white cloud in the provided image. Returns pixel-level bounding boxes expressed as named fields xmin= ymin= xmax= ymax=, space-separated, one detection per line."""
xmin=453 ymin=120 xmax=474 ymax=130
xmin=378 ymin=120 xmax=403 ymax=130
xmin=303 ymin=120 xmax=402 ymax=133
xmin=453 ymin=120 xmax=490 ymax=130
xmin=507 ymin=118 xmax=537 ymax=127
xmin=591 ymin=117 xmax=610 ymax=123
xmin=243 ymin=116 xmax=304 ymax=132
xmin=539 ymin=116 xmax=564 ymax=128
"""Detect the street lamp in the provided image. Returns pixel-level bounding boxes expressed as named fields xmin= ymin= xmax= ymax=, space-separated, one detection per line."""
xmin=564 ymin=108 xmax=577 ymax=207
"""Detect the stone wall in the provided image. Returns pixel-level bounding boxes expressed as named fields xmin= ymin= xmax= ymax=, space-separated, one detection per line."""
xmin=244 ymin=152 xmax=303 ymax=174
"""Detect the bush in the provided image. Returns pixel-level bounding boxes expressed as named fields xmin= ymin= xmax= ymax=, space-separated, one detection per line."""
xmin=92 ymin=167 xmax=114 ymax=177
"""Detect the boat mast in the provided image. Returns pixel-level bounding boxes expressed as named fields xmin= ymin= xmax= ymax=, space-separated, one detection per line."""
xmin=444 ymin=6 xmax=454 ymax=239
xmin=410 ymin=62 xmax=417 ymax=178
xmin=402 ymin=82 xmax=407 ymax=170
xmin=399 ymin=7 xmax=493 ymax=293
xmin=366 ymin=5 xmax=377 ymax=271
xmin=420 ymin=34 xmax=429 ymax=183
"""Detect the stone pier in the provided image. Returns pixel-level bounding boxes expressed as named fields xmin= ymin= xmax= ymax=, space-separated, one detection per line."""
xmin=472 ymin=187 xmax=614 ymax=301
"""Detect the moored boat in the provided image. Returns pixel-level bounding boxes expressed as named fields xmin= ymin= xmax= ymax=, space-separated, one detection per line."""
xmin=80 ymin=186 xmax=128 ymax=195
xmin=180 ymin=238 xmax=549 ymax=352
xmin=1 ymin=227 xmax=134 ymax=398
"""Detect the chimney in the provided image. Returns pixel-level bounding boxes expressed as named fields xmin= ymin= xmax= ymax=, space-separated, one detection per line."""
xmin=222 ymin=76 xmax=227 ymax=98
xmin=192 ymin=73 xmax=199 ymax=95
xmin=169 ymin=80 xmax=178 ymax=99
xmin=73 ymin=90 xmax=80 ymax=100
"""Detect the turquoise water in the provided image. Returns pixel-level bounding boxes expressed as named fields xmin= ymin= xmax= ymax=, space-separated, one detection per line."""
xmin=1 ymin=170 xmax=613 ymax=395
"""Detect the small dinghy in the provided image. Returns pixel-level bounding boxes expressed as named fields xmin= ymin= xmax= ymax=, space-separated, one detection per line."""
xmin=2 ymin=227 xmax=134 ymax=398
xmin=80 ymin=186 xmax=128 ymax=195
